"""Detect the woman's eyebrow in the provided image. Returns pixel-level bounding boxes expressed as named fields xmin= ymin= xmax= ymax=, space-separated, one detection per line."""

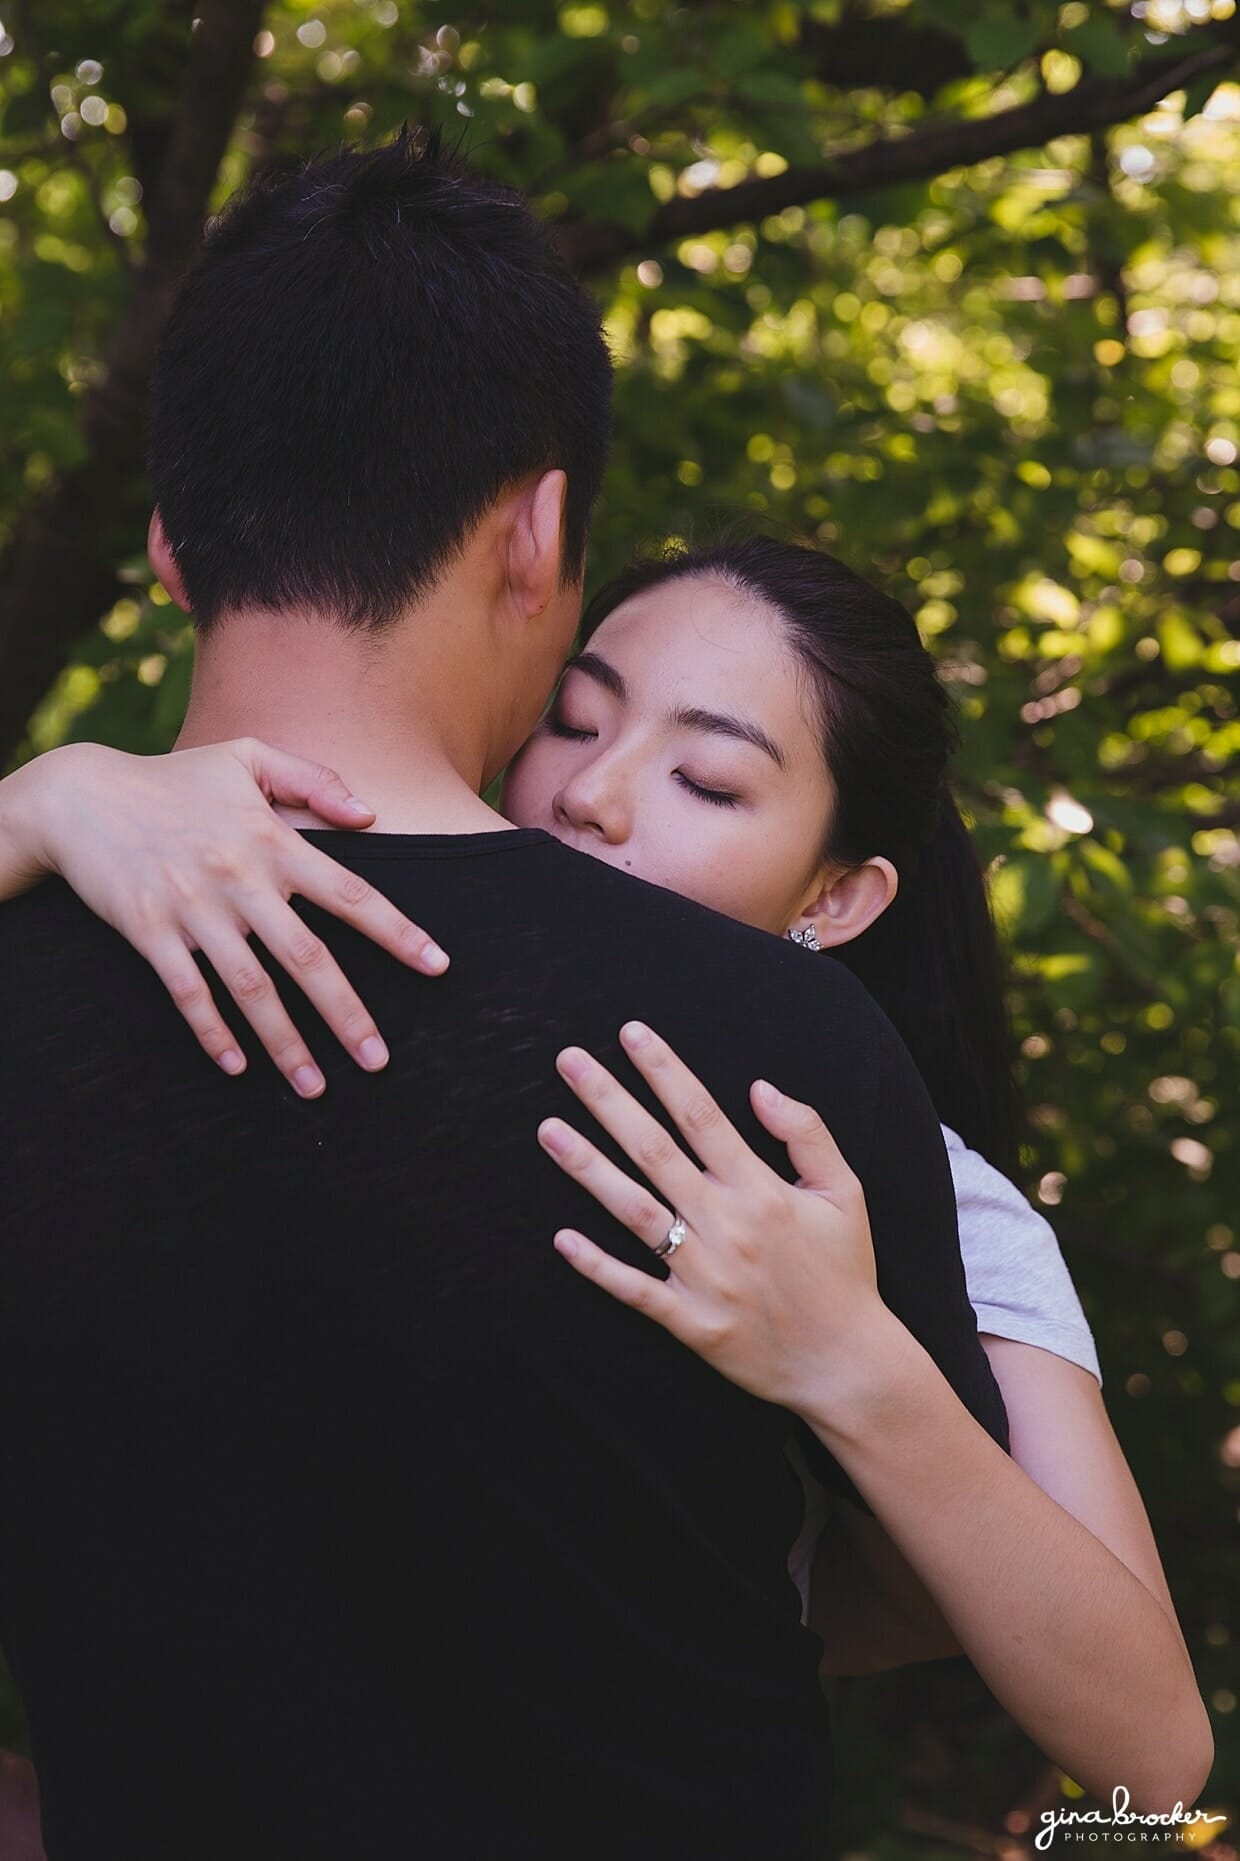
xmin=564 ymin=650 xmax=627 ymax=700
xmin=671 ymin=705 xmax=787 ymax=769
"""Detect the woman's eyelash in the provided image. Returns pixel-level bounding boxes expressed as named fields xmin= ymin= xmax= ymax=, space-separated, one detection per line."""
xmin=546 ymin=715 xmax=596 ymax=742
xmin=675 ymin=772 xmax=740 ymax=808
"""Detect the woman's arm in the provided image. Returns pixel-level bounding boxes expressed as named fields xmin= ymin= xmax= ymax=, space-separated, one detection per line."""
xmin=807 ymin=1169 xmax=1198 ymax=1720
xmin=981 ymin=1333 xmax=1194 ymax=1667
xmin=537 ymin=1028 xmax=1214 ymax=1817
xmin=0 ymin=753 xmax=68 ymax=900
xmin=0 ymin=1752 xmax=44 ymax=1861
xmin=809 ymin=1337 xmax=1196 ymax=1678
xmin=797 ymin=1317 xmax=1212 ymax=1811
xmin=0 ymin=740 xmax=450 ymax=1093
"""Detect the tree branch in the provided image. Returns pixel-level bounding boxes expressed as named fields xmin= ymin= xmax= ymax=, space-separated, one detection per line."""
xmin=556 ymin=35 xmax=1240 ymax=274
xmin=0 ymin=0 xmax=266 ymax=769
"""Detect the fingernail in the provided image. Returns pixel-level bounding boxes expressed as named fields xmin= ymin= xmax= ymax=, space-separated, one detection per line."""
xmin=755 ymin=1079 xmax=781 ymax=1106
xmin=358 ymin=1036 xmax=388 ymax=1071
xmin=557 ymin=1048 xmax=588 ymax=1082
xmin=539 ymin=1120 xmax=570 ymax=1155
xmin=422 ymin=944 xmax=450 ymax=974
xmin=621 ymin=1021 xmax=651 ymax=1049
xmin=218 ymin=1049 xmax=245 ymax=1076
xmin=293 ymin=1065 xmax=325 ymax=1098
xmin=554 ymin=1231 xmax=580 ymax=1259
xmin=344 ymin=797 xmax=373 ymax=819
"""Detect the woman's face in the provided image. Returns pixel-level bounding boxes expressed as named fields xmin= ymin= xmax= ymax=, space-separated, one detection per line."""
xmin=500 ymin=575 xmax=836 ymax=936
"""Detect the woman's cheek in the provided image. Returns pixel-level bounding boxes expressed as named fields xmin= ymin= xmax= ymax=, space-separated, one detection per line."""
xmin=500 ymin=740 xmax=557 ymax=826
xmin=658 ymin=817 xmax=745 ymax=919
xmin=697 ymin=824 xmax=789 ymax=931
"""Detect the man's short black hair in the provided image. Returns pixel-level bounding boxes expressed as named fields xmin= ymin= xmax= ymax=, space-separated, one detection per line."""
xmin=149 ymin=126 xmax=613 ymax=630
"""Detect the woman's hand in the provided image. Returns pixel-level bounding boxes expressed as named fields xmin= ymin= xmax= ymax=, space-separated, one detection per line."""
xmin=536 ymin=1020 xmax=890 ymax=1420
xmin=0 ymin=739 xmax=450 ymax=1097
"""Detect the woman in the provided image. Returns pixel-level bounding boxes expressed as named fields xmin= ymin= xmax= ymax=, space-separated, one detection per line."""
xmin=0 ymin=536 xmax=1212 ymax=1817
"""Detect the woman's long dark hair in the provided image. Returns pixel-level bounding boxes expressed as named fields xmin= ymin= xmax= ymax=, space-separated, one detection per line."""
xmin=581 ymin=533 xmax=1023 ymax=1183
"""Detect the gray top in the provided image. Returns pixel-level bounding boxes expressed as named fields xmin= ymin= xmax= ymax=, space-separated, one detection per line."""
xmin=787 ymin=1126 xmax=1100 ymax=1616
xmin=939 ymin=1125 xmax=1100 ymax=1386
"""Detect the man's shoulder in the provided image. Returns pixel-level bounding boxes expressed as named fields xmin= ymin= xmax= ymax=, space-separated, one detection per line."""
xmin=539 ymin=838 xmax=891 ymax=1029
xmin=324 ymin=826 xmax=882 ymax=1023
xmin=0 ymin=878 xmax=145 ymax=1013
xmin=0 ymin=875 xmax=94 ymax=947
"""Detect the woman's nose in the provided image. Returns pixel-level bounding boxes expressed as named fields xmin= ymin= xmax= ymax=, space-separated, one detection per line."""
xmin=553 ymin=755 xmax=631 ymax=844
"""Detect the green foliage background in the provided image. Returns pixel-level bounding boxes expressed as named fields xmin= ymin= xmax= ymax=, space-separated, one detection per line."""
xmin=1 ymin=0 xmax=1237 ymax=1851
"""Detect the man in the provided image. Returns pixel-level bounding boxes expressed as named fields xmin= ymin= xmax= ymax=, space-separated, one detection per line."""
xmin=0 ymin=129 xmax=1007 ymax=1858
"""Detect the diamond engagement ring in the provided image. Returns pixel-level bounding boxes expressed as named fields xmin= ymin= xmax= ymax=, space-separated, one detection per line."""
xmin=653 ymin=1214 xmax=687 ymax=1260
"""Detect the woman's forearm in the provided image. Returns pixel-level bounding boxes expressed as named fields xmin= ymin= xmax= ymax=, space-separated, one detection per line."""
xmin=0 ymin=1751 xmax=45 ymax=1861
xmin=800 ymin=1309 xmax=1213 ymax=1813
xmin=0 ymin=746 xmax=80 ymax=901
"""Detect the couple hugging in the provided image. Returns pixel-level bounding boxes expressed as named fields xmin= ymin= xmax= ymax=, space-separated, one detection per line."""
xmin=0 ymin=127 xmax=1210 ymax=1859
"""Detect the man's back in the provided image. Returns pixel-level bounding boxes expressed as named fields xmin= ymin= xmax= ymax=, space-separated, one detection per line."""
xmin=0 ymin=825 xmax=1007 ymax=1859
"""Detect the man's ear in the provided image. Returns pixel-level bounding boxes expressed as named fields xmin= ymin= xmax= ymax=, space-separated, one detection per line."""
xmin=147 ymin=509 xmax=191 ymax=613
xmin=506 ymin=469 xmax=567 ymax=620
xmin=796 ymin=856 xmax=898 ymax=950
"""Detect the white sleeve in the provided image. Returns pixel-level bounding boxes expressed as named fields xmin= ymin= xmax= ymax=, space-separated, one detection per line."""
xmin=942 ymin=1125 xmax=1102 ymax=1388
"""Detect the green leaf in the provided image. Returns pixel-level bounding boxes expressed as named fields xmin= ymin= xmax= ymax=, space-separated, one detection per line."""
xmin=1182 ymin=73 xmax=1219 ymax=121
xmin=2 ymin=84 xmax=52 ymax=138
xmin=1221 ymin=977 xmax=1240 ymax=1029
xmin=710 ymin=25 xmax=771 ymax=81
xmin=990 ymin=853 xmax=1060 ymax=937
xmin=559 ymin=160 xmax=655 ymax=234
xmin=1076 ymin=839 xmax=1134 ymax=898
xmin=919 ymin=0 xmax=984 ymax=34
xmin=734 ymin=71 xmax=807 ymax=109
xmin=1158 ymin=611 xmax=1203 ymax=671
xmin=1063 ymin=17 xmax=1134 ymax=79
xmin=641 ymin=67 xmax=709 ymax=109
xmin=963 ymin=16 xmax=1043 ymax=72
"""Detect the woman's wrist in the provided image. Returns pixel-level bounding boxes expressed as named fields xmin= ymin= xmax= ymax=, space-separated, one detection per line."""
xmin=793 ymin=1303 xmax=932 ymax=1458
xmin=0 ymin=743 xmax=104 ymax=885
xmin=0 ymin=750 xmax=65 ymax=889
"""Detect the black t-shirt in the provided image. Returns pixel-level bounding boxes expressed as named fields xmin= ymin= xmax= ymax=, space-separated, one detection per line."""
xmin=0 ymin=827 xmax=1008 ymax=1860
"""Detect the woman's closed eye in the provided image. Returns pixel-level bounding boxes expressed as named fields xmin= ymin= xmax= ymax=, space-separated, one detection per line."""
xmin=675 ymin=771 xmax=741 ymax=808
xmin=546 ymin=712 xmax=597 ymax=743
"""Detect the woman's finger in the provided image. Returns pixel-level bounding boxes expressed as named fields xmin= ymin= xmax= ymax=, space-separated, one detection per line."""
xmin=278 ymin=840 xmax=449 ymax=976
xmin=553 ymin=1228 xmax=681 ymax=1329
xmin=231 ymin=738 xmax=377 ymax=829
xmin=234 ymin=895 xmax=394 ymax=1075
xmin=183 ymin=922 xmax=327 ymax=1098
xmin=143 ymin=933 xmax=248 ymax=1078
xmin=537 ymin=1118 xmax=685 ymax=1259
xmin=750 ymin=1080 xmax=857 ymax=1198
xmin=617 ymin=1021 xmax=760 ymax=1181
xmin=554 ymin=1045 xmax=708 ymax=1221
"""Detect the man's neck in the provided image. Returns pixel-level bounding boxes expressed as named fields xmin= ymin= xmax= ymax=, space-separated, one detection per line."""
xmin=175 ymin=608 xmax=509 ymax=836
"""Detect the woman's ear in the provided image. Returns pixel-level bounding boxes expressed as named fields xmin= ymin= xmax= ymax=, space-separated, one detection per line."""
xmin=797 ymin=857 xmax=898 ymax=951
xmin=147 ymin=509 xmax=191 ymax=613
